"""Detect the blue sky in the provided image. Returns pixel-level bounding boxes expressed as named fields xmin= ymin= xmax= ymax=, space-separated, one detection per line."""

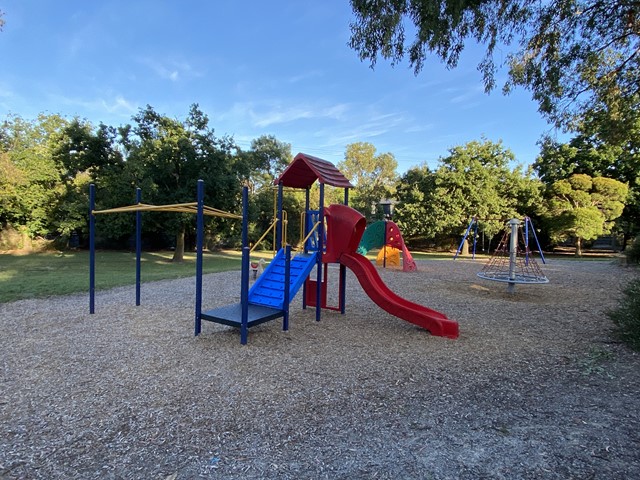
xmin=0 ymin=1 xmax=562 ymax=173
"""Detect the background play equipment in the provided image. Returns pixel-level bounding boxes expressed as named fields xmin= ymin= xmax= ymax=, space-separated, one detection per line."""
xmin=454 ymin=216 xmax=480 ymax=259
xmin=376 ymin=246 xmax=401 ymax=267
xmin=357 ymin=220 xmax=417 ymax=271
xmin=477 ymin=218 xmax=549 ymax=293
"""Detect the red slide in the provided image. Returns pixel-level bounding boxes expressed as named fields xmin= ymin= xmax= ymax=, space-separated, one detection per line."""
xmin=340 ymin=252 xmax=459 ymax=339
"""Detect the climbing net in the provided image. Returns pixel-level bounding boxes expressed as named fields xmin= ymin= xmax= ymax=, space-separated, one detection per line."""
xmin=477 ymin=222 xmax=549 ymax=284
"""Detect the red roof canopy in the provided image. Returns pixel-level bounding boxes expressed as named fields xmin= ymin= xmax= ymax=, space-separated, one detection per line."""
xmin=274 ymin=153 xmax=353 ymax=189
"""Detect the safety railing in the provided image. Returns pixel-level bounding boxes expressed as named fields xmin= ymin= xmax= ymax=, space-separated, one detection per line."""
xmin=250 ymin=210 xmax=288 ymax=255
xmin=300 ymin=221 xmax=321 ymax=252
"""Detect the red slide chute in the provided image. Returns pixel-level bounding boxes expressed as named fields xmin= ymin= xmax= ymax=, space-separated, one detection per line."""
xmin=340 ymin=252 xmax=459 ymax=339
xmin=324 ymin=204 xmax=459 ymax=339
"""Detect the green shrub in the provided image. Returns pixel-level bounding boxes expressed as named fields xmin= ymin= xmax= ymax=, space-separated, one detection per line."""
xmin=609 ymin=278 xmax=640 ymax=351
xmin=626 ymin=235 xmax=640 ymax=265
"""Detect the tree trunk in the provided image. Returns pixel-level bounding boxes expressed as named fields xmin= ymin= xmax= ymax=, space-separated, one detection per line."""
xmin=461 ymin=238 xmax=469 ymax=256
xmin=20 ymin=229 xmax=32 ymax=252
xmin=575 ymin=237 xmax=582 ymax=257
xmin=172 ymin=227 xmax=185 ymax=262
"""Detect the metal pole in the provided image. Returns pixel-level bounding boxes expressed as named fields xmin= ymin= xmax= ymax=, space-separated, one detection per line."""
xmin=316 ymin=183 xmax=324 ymax=322
xmin=194 ymin=179 xmax=205 ymax=336
xmin=89 ymin=184 xmax=96 ymax=314
xmin=454 ymin=217 xmax=475 ymax=260
xmin=135 ymin=188 xmax=142 ymax=306
xmin=283 ymin=244 xmax=291 ymax=331
xmin=240 ymin=186 xmax=250 ymax=344
xmin=527 ymin=217 xmax=547 ymax=264
xmin=508 ymin=218 xmax=521 ymax=293
xmin=302 ymin=188 xmax=310 ymax=310
xmin=524 ymin=216 xmax=530 ymax=266
xmin=276 ymin=182 xmax=283 ymax=251
xmin=340 ymin=187 xmax=349 ymax=314
xmin=472 ymin=218 xmax=478 ymax=260
xmin=382 ymin=219 xmax=387 ymax=268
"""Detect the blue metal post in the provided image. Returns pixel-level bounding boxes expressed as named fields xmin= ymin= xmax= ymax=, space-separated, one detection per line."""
xmin=283 ymin=244 xmax=291 ymax=331
xmin=340 ymin=187 xmax=349 ymax=314
xmin=240 ymin=246 xmax=249 ymax=344
xmin=454 ymin=217 xmax=475 ymax=260
xmin=315 ymin=183 xmax=324 ymax=322
xmin=524 ymin=216 xmax=530 ymax=266
xmin=89 ymin=184 xmax=96 ymax=314
xmin=472 ymin=218 xmax=478 ymax=260
xmin=194 ymin=179 xmax=205 ymax=336
xmin=135 ymin=188 xmax=142 ymax=306
xmin=302 ymin=188 xmax=310 ymax=309
xmin=527 ymin=217 xmax=547 ymax=264
xmin=240 ymin=186 xmax=250 ymax=344
xmin=242 ymin=185 xmax=249 ymax=249
xmin=275 ymin=182 xmax=283 ymax=251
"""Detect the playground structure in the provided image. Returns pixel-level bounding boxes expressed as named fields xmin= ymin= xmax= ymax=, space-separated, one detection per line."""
xmin=476 ymin=218 xmax=549 ymax=293
xmin=357 ymin=220 xmax=417 ymax=271
xmin=87 ymin=182 xmax=241 ymax=314
xmin=89 ymin=153 xmax=459 ymax=343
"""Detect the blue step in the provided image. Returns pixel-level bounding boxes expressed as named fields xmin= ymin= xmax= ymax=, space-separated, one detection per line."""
xmin=248 ymin=249 xmax=317 ymax=309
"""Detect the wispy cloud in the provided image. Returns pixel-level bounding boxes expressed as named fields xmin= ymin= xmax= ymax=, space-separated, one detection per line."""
xmin=287 ymin=70 xmax=323 ymax=84
xmin=252 ymin=106 xmax=315 ymax=127
xmin=138 ymin=57 xmax=201 ymax=82
xmin=219 ymin=101 xmax=351 ymax=128
xmin=405 ymin=123 xmax=435 ymax=133
xmin=0 ymin=83 xmax=15 ymax=99
xmin=313 ymin=110 xmax=406 ymax=147
xmin=102 ymin=95 xmax=137 ymax=114
xmin=49 ymin=93 xmax=138 ymax=118
xmin=449 ymin=85 xmax=484 ymax=104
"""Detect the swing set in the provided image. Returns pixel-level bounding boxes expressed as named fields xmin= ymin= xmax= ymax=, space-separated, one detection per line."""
xmin=454 ymin=215 xmax=545 ymax=261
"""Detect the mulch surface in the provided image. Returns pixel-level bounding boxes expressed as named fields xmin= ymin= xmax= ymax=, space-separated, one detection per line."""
xmin=1 ymin=258 xmax=639 ymax=479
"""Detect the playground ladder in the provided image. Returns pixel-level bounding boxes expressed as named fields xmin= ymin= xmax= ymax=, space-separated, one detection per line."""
xmin=248 ymin=248 xmax=317 ymax=309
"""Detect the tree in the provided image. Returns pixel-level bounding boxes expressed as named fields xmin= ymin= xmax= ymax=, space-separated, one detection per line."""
xmin=237 ymin=135 xmax=305 ymax=250
xmin=349 ymin=0 xmax=640 ymax=140
xmin=535 ymin=135 xmax=633 ymax=184
xmin=0 ymin=114 xmax=70 ymax=248
xmin=337 ymin=142 xmax=398 ymax=221
xmin=243 ymin=135 xmax=292 ymax=193
xmin=120 ymin=104 xmax=242 ymax=261
xmin=394 ymin=164 xmax=435 ymax=239
xmin=535 ymin=134 xmax=640 ymax=246
xmin=395 ymin=139 xmax=543 ymax=250
xmin=54 ymin=119 xmax=131 ymax=245
xmin=543 ymin=173 xmax=628 ymax=255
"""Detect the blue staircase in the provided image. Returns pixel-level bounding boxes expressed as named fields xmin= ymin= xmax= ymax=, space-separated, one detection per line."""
xmin=248 ymin=248 xmax=317 ymax=309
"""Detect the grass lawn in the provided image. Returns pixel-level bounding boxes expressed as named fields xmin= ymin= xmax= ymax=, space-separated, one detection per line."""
xmin=0 ymin=249 xmax=274 ymax=304
xmin=0 ymin=247 xmax=613 ymax=304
